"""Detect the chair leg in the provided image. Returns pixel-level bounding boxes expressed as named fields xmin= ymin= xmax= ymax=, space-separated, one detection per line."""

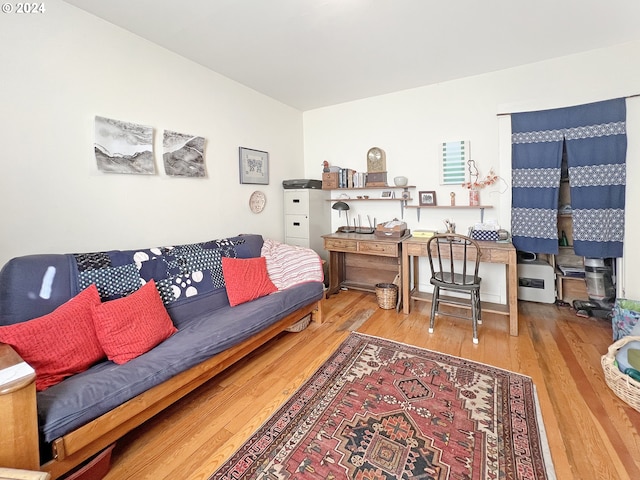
xmin=471 ymin=289 xmax=479 ymax=344
xmin=476 ymin=290 xmax=482 ymax=324
xmin=429 ymin=286 xmax=439 ymax=334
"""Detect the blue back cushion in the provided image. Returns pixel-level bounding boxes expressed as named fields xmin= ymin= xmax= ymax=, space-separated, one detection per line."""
xmin=0 ymin=234 xmax=264 ymax=326
xmin=0 ymin=254 xmax=75 ymax=326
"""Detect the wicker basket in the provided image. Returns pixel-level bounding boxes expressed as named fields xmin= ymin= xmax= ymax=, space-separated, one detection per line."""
xmin=375 ymin=283 xmax=398 ymax=310
xmin=601 ymin=335 xmax=640 ymax=413
xmin=285 ymin=314 xmax=311 ymax=333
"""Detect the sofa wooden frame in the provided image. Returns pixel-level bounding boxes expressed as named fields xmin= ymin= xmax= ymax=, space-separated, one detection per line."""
xmin=0 ymin=299 xmax=322 ymax=479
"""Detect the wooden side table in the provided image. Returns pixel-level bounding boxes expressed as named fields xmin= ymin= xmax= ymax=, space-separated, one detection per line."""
xmin=322 ymin=232 xmax=410 ymax=308
xmin=0 ymin=344 xmax=39 ymax=472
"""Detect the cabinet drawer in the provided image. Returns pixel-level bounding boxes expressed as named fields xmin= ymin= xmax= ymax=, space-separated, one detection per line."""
xmin=284 ymin=190 xmax=309 ymax=215
xmin=359 ymin=241 xmax=397 ymax=256
xmin=324 ymin=238 xmax=357 ymax=252
xmin=285 ymin=237 xmax=310 ymax=248
xmin=285 ymin=214 xmax=309 ymax=238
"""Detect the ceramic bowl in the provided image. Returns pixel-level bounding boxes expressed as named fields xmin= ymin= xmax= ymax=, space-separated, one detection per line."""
xmin=394 ymin=176 xmax=408 ymax=187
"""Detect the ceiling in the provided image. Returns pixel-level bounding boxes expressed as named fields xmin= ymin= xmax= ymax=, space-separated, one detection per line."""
xmin=63 ymin=0 xmax=640 ymax=111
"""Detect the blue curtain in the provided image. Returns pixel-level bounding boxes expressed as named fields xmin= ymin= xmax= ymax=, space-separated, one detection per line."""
xmin=511 ymin=98 xmax=626 ymax=258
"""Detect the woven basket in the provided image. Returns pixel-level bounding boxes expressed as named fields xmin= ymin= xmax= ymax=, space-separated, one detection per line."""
xmin=601 ymin=335 xmax=640 ymax=412
xmin=375 ymin=283 xmax=398 ymax=310
xmin=285 ymin=314 xmax=311 ymax=333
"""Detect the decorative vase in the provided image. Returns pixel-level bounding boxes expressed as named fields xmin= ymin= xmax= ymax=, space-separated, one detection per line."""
xmin=469 ymin=189 xmax=480 ymax=206
xmin=393 ymin=176 xmax=408 ymax=187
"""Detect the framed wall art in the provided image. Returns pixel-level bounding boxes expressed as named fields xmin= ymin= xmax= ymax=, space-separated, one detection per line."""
xmin=419 ymin=191 xmax=437 ymax=206
xmin=163 ymin=130 xmax=206 ymax=177
xmin=440 ymin=140 xmax=469 ymax=185
xmin=94 ymin=116 xmax=155 ymax=175
xmin=239 ymin=147 xmax=269 ymax=185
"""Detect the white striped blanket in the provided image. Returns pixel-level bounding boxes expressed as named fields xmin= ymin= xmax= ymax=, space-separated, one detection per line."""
xmin=261 ymin=239 xmax=324 ymax=290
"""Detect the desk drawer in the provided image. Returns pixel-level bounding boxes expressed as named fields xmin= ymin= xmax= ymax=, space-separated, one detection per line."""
xmin=483 ymin=249 xmax=509 ymax=263
xmin=324 ymin=238 xmax=357 ymax=252
xmin=405 ymin=242 xmax=429 ymax=256
xmin=411 ymin=242 xmax=480 ymax=261
xmin=359 ymin=241 xmax=397 ymax=256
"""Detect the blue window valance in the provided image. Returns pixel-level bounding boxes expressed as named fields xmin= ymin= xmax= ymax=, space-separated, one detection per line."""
xmin=511 ymin=98 xmax=626 ymax=258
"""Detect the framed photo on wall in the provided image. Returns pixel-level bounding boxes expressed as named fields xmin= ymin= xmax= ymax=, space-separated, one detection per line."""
xmin=380 ymin=190 xmax=394 ymax=198
xmin=419 ymin=191 xmax=437 ymax=206
xmin=239 ymin=147 xmax=269 ymax=184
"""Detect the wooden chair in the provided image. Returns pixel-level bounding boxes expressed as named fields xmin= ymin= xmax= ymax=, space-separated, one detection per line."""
xmin=426 ymin=233 xmax=482 ymax=343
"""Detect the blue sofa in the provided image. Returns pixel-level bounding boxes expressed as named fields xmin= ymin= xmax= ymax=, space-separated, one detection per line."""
xmin=0 ymin=234 xmax=323 ymax=478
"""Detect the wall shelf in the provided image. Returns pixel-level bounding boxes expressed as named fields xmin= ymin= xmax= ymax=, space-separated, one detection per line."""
xmin=327 ymin=186 xmax=415 ymax=218
xmin=404 ymin=205 xmax=493 ymax=222
xmin=325 ymin=185 xmax=416 ymax=190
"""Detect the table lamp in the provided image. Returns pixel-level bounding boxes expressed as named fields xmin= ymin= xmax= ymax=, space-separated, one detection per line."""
xmin=332 ymin=201 xmax=353 ymax=232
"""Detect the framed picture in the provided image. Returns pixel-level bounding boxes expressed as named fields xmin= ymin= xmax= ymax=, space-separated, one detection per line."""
xmin=380 ymin=190 xmax=394 ymax=198
xmin=239 ymin=147 xmax=269 ymax=184
xmin=419 ymin=191 xmax=437 ymax=206
xmin=440 ymin=140 xmax=469 ymax=185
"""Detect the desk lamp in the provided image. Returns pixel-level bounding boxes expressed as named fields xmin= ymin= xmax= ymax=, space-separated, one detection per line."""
xmin=332 ymin=201 xmax=353 ymax=232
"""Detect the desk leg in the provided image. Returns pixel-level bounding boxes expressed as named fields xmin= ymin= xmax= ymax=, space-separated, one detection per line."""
xmin=395 ymin=253 xmax=403 ymax=312
xmin=402 ymin=249 xmax=410 ymax=314
xmin=506 ymin=250 xmax=519 ymax=336
xmin=325 ymin=250 xmax=343 ymax=298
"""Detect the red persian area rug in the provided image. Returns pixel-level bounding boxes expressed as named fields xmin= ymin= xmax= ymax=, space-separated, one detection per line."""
xmin=210 ymin=333 xmax=556 ymax=480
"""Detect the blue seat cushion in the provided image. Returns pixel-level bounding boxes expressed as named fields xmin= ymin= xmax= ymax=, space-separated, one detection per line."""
xmin=36 ymin=281 xmax=322 ymax=443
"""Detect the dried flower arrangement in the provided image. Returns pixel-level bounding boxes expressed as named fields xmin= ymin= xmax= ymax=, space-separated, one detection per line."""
xmin=461 ymin=159 xmax=498 ymax=190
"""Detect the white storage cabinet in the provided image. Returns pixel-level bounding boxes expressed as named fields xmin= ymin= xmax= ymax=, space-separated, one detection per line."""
xmin=283 ymin=188 xmax=330 ymax=261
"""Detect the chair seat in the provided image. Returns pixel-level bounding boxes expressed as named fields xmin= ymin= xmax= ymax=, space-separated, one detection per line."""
xmin=431 ymin=272 xmax=481 ymax=289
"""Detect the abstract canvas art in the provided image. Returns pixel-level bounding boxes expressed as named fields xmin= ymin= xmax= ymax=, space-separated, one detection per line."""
xmin=163 ymin=130 xmax=206 ymax=177
xmin=94 ymin=116 xmax=155 ymax=174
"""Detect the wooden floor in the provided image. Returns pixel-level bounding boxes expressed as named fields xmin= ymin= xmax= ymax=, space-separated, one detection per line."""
xmin=103 ymin=290 xmax=640 ymax=480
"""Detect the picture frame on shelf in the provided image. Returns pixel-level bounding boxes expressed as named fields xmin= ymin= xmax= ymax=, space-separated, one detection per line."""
xmin=239 ymin=147 xmax=269 ymax=184
xmin=419 ymin=191 xmax=437 ymax=206
xmin=380 ymin=190 xmax=394 ymax=198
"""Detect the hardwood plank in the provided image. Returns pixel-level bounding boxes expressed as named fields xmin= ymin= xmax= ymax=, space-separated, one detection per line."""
xmin=103 ymin=290 xmax=640 ymax=480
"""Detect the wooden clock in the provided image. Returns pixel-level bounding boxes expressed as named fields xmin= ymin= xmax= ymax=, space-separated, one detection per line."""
xmin=367 ymin=147 xmax=386 ymax=173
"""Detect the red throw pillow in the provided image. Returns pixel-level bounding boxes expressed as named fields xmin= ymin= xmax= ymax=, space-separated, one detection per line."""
xmin=222 ymin=256 xmax=277 ymax=307
xmin=91 ymin=280 xmax=177 ymax=364
xmin=0 ymin=284 xmax=105 ymax=391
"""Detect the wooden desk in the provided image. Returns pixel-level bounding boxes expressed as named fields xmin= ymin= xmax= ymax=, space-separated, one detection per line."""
xmin=322 ymin=232 xmax=410 ymax=301
xmin=401 ymin=236 xmax=519 ymax=336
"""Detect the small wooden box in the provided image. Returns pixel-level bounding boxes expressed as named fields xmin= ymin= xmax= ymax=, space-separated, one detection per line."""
xmin=366 ymin=171 xmax=387 ymax=187
xmin=375 ymin=221 xmax=408 ymax=238
xmin=322 ymin=172 xmax=339 ymax=189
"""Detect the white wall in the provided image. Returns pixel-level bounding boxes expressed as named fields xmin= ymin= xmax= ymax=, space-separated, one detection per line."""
xmin=3 ymin=2 xmax=640 ymax=301
xmin=0 ymin=0 xmax=304 ymax=267
xmin=303 ymin=41 xmax=640 ymax=302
